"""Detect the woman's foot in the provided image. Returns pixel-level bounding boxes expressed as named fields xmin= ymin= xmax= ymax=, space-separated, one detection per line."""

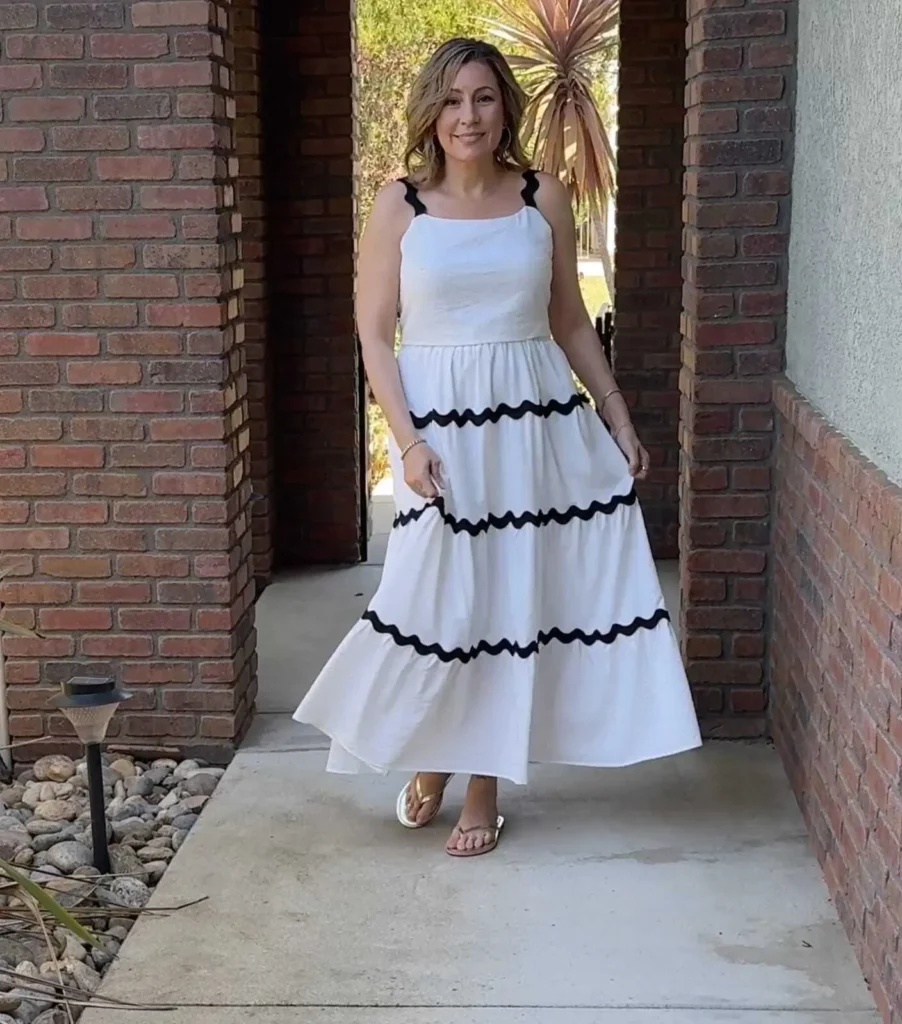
xmin=446 ymin=775 xmax=500 ymax=855
xmin=402 ymin=772 xmax=451 ymax=826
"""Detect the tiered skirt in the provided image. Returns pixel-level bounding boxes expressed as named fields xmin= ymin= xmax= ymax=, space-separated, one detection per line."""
xmin=294 ymin=339 xmax=702 ymax=784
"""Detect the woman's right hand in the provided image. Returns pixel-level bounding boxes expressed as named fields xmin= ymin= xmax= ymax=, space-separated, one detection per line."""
xmin=403 ymin=442 xmax=445 ymax=499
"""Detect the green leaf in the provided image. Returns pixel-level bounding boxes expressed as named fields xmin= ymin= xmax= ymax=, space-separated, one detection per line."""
xmin=0 ymin=859 xmax=105 ymax=951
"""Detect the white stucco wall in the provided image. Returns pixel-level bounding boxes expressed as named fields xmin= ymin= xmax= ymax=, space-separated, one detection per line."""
xmin=786 ymin=0 xmax=902 ymax=484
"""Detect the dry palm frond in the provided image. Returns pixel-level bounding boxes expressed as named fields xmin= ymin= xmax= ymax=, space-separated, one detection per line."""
xmin=488 ymin=0 xmax=619 ymax=291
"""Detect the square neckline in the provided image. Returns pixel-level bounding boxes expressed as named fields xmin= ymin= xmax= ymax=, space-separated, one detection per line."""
xmin=401 ymin=170 xmax=539 ymax=222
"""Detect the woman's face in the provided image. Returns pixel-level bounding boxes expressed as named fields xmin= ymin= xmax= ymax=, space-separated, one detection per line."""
xmin=434 ymin=60 xmax=505 ymax=165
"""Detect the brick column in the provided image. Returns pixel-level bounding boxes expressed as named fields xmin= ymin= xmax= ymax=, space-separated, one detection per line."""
xmin=0 ymin=0 xmax=255 ymax=761
xmin=261 ymin=0 xmax=362 ymax=566
xmin=680 ymin=0 xmax=796 ymax=733
xmin=232 ymin=0 xmax=272 ymax=587
xmin=614 ymin=0 xmax=686 ymax=560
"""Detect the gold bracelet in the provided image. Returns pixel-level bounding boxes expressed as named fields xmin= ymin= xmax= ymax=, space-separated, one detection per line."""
xmin=599 ymin=387 xmax=622 ymax=418
xmin=399 ymin=437 xmax=425 ymax=460
xmin=612 ymin=422 xmax=633 ymax=440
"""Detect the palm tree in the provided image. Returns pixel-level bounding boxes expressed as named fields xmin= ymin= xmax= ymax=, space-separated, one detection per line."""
xmin=489 ymin=0 xmax=619 ymax=297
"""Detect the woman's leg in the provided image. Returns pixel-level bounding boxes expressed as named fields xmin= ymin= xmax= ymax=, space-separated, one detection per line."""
xmin=447 ymin=775 xmax=499 ymax=853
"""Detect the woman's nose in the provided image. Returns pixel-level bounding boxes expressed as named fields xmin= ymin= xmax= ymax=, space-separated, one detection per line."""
xmin=460 ymin=99 xmax=479 ymax=123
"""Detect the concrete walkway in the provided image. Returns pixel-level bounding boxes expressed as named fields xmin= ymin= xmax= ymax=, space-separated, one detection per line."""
xmin=81 ymin=492 xmax=879 ymax=1023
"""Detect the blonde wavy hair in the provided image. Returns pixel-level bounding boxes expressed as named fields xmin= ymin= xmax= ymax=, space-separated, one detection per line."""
xmin=404 ymin=38 xmax=530 ymax=187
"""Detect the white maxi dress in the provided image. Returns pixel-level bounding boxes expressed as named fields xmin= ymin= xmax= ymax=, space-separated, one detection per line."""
xmin=294 ymin=171 xmax=702 ymax=785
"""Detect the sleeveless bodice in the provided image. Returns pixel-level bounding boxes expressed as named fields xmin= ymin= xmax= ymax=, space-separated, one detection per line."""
xmin=398 ymin=174 xmax=553 ymax=347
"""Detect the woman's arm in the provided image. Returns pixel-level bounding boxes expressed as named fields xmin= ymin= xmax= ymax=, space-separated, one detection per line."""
xmin=535 ymin=173 xmax=649 ymax=479
xmin=356 ymin=183 xmax=444 ymax=498
xmin=356 ymin=183 xmax=420 ymax=451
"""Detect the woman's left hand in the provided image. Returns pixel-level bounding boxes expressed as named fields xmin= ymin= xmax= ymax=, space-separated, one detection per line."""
xmin=614 ymin=424 xmax=650 ymax=480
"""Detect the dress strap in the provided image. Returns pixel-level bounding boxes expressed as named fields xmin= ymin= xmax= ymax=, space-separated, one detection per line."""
xmin=521 ymin=169 xmax=539 ymax=208
xmin=400 ymin=178 xmax=427 ymax=217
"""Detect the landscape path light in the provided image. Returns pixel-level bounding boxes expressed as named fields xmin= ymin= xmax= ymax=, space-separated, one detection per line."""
xmin=51 ymin=677 xmax=132 ymax=874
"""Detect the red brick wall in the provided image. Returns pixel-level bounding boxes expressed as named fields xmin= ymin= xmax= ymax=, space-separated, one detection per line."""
xmin=261 ymin=0 xmax=363 ymax=566
xmin=0 ymin=0 xmax=255 ymax=761
xmin=614 ymin=0 xmax=686 ymax=560
xmin=772 ymin=381 xmax=902 ymax=1023
xmin=680 ymin=0 xmax=795 ymax=732
xmin=233 ymin=0 xmax=272 ymax=587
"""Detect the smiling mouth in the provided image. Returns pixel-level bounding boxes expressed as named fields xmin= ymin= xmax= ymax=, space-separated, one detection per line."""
xmin=455 ymin=132 xmax=485 ymax=141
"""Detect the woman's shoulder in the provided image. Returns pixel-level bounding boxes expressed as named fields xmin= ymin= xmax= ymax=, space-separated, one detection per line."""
xmin=373 ymin=178 xmax=417 ymax=216
xmin=528 ymin=170 xmax=568 ymax=204
xmin=366 ymin=179 xmax=419 ymax=239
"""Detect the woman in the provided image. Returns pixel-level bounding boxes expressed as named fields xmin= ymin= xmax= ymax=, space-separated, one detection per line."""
xmin=294 ymin=38 xmax=702 ymax=857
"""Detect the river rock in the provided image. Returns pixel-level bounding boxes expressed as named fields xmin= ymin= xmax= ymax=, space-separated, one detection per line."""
xmin=6 ymin=991 xmax=53 ymax=1024
xmin=45 ymin=841 xmax=93 ymax=874
xmin=171 ymin=813 xmax=199 ymax=831
xmin=109 ymin=759 xmax=136 ymax=779
xmin=75 ymin=763 xmax=121 ymax=789
xmin=0 ymin=994 xmax=20 ymax=1013
xmin=0 ymin=831 xmax=29 ymax=861
xmin=109 ymin=845 xmax=149 ymax=883
xmin=126 ymin=775 xmax=155 ymax=799
xmin=182 ymin=772 xmax=218 ymax=797
xmin=43 ymin=877 xmax=92 ymax=909
xmin=0 ymin=939 xmax=43 ymax=971
xmin=0 ymin=816 xmax=26 ymax=834
xmin=20 ymin=789 xmax=41 ymax=812
xmin=172 ymin=760 xmax=199 ymax=781
xmin=141 ymin=767 xmax=170 ymax=787
xmin=111 ymin=817 xmax=152 ymax=843
xmin=25 ymin=820 xmax=62 ymax=837
xmin=107 ymin=876 xmax=151 ymax=909
xmin=157 ymin=790 xmax=180 ymax=812
xmin=32 ymin=756 xmax=75 ymax=784
xmin=34 ymin=800 xmax=76 ymax=823
xmin=62 ymin=935 xmax=87 ymax=963
xmin=137 ymin=845 xmax=173 ymax=863
xmin=180 ymin=794 xmax=208 ymax=814
xmin=66 ymin=959 xmax=101 ymax=994
xmin=31 ymin=827 xmax=78 ymax=853
xmin=33 ymin=1012 xmax=67 ymax=1024
xmin=33 ymin=1011 xmax=67 ymax=1024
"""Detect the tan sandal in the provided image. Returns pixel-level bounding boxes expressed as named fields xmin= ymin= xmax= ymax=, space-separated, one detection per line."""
xmin=396 ymin=774 xmax=452 ymax=829
xmin=446 ymin=815 xmax=505 ymax=858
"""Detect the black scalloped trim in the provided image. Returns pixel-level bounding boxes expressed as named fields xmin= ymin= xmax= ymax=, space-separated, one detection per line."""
xmin=393 ymin=489 xmax=636 ymax=535
xmin=362 ymin=607 xmax=670 ymax=664
xmin=521 ymin=169 xmax=539 ymax=207
xmin=400 ymin=178 xmax=427 ymax=216
xmin=410 ymin=393 xmax=589 ymax=429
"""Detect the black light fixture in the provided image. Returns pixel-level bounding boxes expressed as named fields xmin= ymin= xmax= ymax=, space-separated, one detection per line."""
xmin=51 ymin=677 xmax=132 ymax=874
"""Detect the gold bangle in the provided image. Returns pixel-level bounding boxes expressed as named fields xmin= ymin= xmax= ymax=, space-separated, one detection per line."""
xmin=612 ymin=422 xmax=632 ymax=440
xmin=600 ymin=387 xmax=621 ymax=417
xmin=399 ymin=437 xmax=425 ymax=460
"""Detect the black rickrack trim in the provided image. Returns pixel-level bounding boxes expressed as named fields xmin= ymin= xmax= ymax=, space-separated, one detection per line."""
xmin=393 ymin=489 xmax=636 ymax=535
xmin=521 ymin=169 xmax=539 ymax=207
xmin=410 ymin=393 xmax=589 ymax=429
xmin=362 ymin=607 xmax=670 ymax=664
xmin=400 ymin=178 xmax=427 ymax=216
